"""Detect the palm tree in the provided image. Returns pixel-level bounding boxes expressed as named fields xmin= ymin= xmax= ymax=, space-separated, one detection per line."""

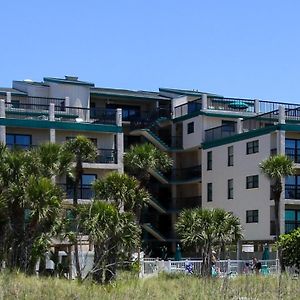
xmin=0 ymin=143 xmax=70 ymax=272
xmin=176 ymin=208 xmax=243 ymax=276
xmin=93 ymin=172 xmax=151 ymax=223
xmin=124 ymin=143 xmax=173 ymax=185
xmin=260 ymin=154 xmax=295 ymax=240
xmin=79 ymin=201 xmax=140 ymax=283
xmin=62 ymin=136 xmax=97 ymax=206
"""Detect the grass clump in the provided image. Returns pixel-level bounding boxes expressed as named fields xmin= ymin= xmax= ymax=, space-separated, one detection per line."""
xmin=0 ymin=271 xmax=299 ymax=300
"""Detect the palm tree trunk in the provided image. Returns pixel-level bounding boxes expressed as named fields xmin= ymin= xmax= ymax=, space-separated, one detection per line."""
xmin=73 ymin=158 xmax=83 ymax=280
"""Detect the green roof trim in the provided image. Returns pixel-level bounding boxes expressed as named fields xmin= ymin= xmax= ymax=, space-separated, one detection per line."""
xmin=0 ymin=118 xmax=122 ymax=133
xmin=44 ymin=77 xmax=94 ymax=87
xmin=173 ymin=110 xmax=256 ymax=123
xmin=201 ymin=124 xmax=300 ymax=149
xmin=159 ymin=87 xmax=222 ymax=98
xmin=91 ymin=88 xmax=170 ymax=101
xmin=0 ymin=88 xmax=27 ymax=96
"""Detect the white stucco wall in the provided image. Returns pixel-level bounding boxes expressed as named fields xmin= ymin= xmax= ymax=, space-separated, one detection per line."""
xmin=202 ymin=133 xmax=275 ymax=241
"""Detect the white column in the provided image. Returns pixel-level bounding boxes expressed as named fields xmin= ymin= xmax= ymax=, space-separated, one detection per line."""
xmin=49 ymin=103 xmax=56 ymax=143
xmin=237 ymin=118 xmax=243 ymax=134
xmin=202 ymin=94 xmax=208 ymax=110
xmin=6 ymin=92 xmax=11 ymax=104
xmin=278 ymin=105 xmax=285 ymax=124
xmin=276 ymin=129 xmax=286 ymax=235
xmin=0 ymin=99 xmax=6 ymax=144
xmin=254 ymin=99 xmax=260 ymax=114
xmin=116 ymin=108 xmax=123 ymax=173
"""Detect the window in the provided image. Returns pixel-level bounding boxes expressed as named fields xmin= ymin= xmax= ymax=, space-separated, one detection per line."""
xmin=246 ymin=140 xmax=259 ymax=154
xmin=246 ymin=175 xmax=259 ymax=189
xmin=228 ymin=146 xmax=233 ymax=166
xmin=285 ymin=139 xmax=300 ymax=163
xmin=187 ymin=122 xmax=194 ymax=134
xmin=66 ymin=174 xmax=97 ymax=199
xmin=6 ymin=134 xmax=32 ymax=150
xmin=285 ymin=175 xmax=300 ymax=199
xmin=207 ymin=183 xmax=212 ymax=202
xmin=228 ymin=179 xmax=233 ymax=199
xmin=285 ymin=209 xmax=300 ymax=233
xmin=107 ymin=104 xmax=140 ymax=121
xmin=246 ymin=210 xmax=259 ymax=223
xmin=207 ymin=151 xmax=212 ymax=170
xmin=221 ymin=120 xmax=236 ymax=132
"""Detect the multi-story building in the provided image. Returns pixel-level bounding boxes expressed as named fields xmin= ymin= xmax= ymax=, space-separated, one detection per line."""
xmin=1 ymin=76 xmax=300 ymax=258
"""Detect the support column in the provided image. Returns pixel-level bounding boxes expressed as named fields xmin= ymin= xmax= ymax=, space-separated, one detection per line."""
xmin=202 ymin=94 xmax=207 ymax=110
xmin=171 ymin=123 xmax=177 ymax=253
xmin=116 ymin=108 xmax=123 ymax=173
xmin=49 ymin=103 xmax=56 ymax=143
xmin=237 ymin=118 xmax=243 ymax=134
xmin=278 ymin=105 xmax=286 ymax=124
xmin=6 ymin=92 xmax=11 ymax=104
xmin=0 ymin=99 xmax=6 ymax=144
xmin=254 ymin=99 xmax=260 ymax=114
xmin=276 ymin=128 xmax=286 ymax=235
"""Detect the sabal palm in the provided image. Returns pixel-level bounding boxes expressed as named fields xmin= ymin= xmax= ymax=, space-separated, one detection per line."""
xmin=93 ymin=172 xmax=151 ymax=223
xmin=0 ymin=143 xmax=68 ymax=272
xmin=124 ymin=143 xmax=172 ymax=184
xmin=176 ymin=208 xmax=242 ymax=276
xmin=80 ymin=201 xmax=140 ymax=283
xmin=260 ymin=154 xmax=295 ymax=239
xmin=62 ymin=136 xmax=97 ymax=206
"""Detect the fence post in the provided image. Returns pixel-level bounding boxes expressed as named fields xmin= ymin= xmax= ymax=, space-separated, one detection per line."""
xmin=167 ymin=260 xmax=171 ymax=273
xmin=139 ymin=258 xmax=144 ymax=278
xmin=227 ymin=259 xmax=231 ymax=274
xmin=254 ymin=99 xmax=260 ymax=113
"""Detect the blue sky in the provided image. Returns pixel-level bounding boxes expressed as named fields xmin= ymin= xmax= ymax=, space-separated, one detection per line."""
xmin=1 ymin=0 xmax=300 ymax=102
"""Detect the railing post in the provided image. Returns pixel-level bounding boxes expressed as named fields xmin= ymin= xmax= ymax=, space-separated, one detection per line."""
xmin=116 ymin=108 xmax=123 ymax=173
xmin=6 ymin=92 xmax=11 ymax=104
xmin=139 ymin=257 xmax=144 ymax=278
xmin=237 ymin=118 xmax=243 ymax=134
xmin=49 ymin=103 xmax=56 ymax=144
xmin=202 ymin=94 xmax=207 ymax=110
xmin=254 ymin=99 xmax=260 ymax=113
xmin=227 ymin=259 xmax=231 ymax=274
xmin=279 ymin=105 xmax=286 ymax=124
xmin=0 ymin=99 xmax=6 ymax=144
xmin=167 ymin=260 xmax=171 ymax=273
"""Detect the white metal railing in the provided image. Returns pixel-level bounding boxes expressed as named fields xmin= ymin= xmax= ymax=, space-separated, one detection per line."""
xmin=140 ymin=259 xmax=279 ymax=278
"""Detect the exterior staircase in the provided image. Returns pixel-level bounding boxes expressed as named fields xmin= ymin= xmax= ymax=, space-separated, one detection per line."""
xmin=142 ymin=223 xmax=167 ymax=242
xmin=148 ymin=197 xmax=167 ymax=214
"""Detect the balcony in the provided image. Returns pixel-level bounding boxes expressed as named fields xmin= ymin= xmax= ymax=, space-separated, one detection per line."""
xmin=95 ymin=148 xmax=118 ymax=164
xmin=164 ymin=165 xmax=202 ymax=182
xmin=3 ymin=96 xmax=117 ymax=125
xmin=173 ymin=100 xmax=202 ymax=118
xmin=204 ymin=123 xmax=237 ymax=142
xmin=59 ymin=184 xmax=94 ymax=200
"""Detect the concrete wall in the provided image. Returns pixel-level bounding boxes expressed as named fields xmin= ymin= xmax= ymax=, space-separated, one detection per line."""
xmin=202 ymin=133 xmax=275 ymax=241
xmin=47 ymin=82 xmax=90 ymax=108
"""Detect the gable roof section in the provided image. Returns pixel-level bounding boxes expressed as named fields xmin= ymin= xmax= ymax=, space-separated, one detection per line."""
xmin=91 ymin=87 xmax=170 ymax=101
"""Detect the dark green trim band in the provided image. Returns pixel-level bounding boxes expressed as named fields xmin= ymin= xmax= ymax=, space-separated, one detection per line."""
xmin=43 ymin=77 xmax=94 ymax=87
xmin=0 ymin=118 xmax=122 ymax=133
xmin=202 ymin=124 xmax=300 ymax=149
xmin=202 ymin=125 xmax=279 ymax=149
xmin=173 ymin=110 xmax=255 ymax=123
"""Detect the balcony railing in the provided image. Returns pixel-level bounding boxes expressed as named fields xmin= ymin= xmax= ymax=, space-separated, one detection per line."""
xmin=207 ymin=97 xmax=255 ymax=113
xmin=130 ymin=108 xmax=171 ymax=129
xmin=59 ymin=184 xmax=94 ymax=200
xmin=173 ymin=196 xmax=202 ymax=210
xmin=285 ymin=184 xmax=300 ymax=199
xmin=204 ymin=123 xmax=237 ymax=142
xmin=4 ymin=97 xmax=117 ymax=125
xmin=173 ymin=99 xmax=202 ymax=118
xmin=95 ymin=148 xmax=118 ymax=164
xmin=164 ymin=165 xmax=202 ymax=182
